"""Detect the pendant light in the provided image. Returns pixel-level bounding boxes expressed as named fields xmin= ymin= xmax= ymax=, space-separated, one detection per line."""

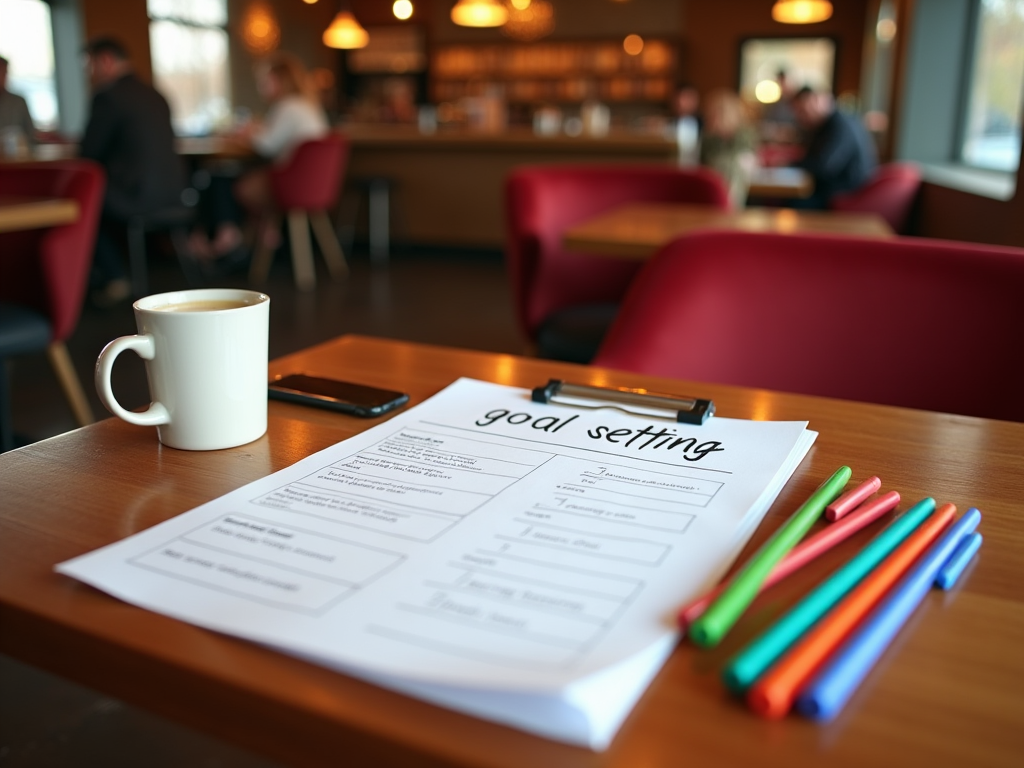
xmin=323 ymin=4 xmax=369 ymax=49
xmin=450 ymin=0 xmax=508 ymax=28
xmin=772 ymin=0 xmax=833 ymax=24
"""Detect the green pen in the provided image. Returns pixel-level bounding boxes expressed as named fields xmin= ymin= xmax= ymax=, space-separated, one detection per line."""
xmin=722 ymin=496 xmax=937 ymax=693
xmin=688 ymin=466 xmax=852 ymax=648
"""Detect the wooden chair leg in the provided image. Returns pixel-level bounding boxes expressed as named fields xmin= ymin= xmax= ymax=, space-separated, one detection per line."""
xmin=287 ymin=210 xmax=316 ymax=291
xmin=309 ymin=210 xmax=348 ymax=280
xmin=249 ymin=213 xmax=279 ymax=285
xmin=46 ymin=341 xmax=94 ymax=427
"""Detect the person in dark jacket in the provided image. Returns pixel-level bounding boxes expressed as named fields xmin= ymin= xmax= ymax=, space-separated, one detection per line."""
xmin=80 ymin=37 xmax=184 ymax=304
xmin=791 ymin=86 xmax=877 ymax=210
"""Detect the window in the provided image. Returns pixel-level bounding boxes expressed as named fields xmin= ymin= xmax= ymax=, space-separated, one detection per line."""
xmin=0 ymin=0 xmax=58 ymax=130
xmin=147 ymin=0 xmax=230 ymax=136
xmin=961 ymin=0 xmax=1024 ymax=171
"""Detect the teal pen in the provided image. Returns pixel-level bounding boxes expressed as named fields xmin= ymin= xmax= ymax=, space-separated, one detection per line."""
xmin=722 ymin=497 xmax=937 ymax=693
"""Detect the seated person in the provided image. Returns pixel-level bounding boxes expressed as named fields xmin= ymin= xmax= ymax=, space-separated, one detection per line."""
xmin=700 ymin=89 xmax=758 ymax=208
xmin=195 ymin=52 xmax=329 ymax=260
xmin=79 ymin=37 xmax=184 ymax=304
xmin=791 ymin=86 xmax=877 ymax=210
xmin=0 ymin=54 xmax=37 ymax=155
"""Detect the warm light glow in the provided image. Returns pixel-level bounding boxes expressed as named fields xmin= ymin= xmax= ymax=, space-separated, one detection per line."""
xmin=393 ymin=0 xmax=413 ymax=20
xmin=302 ymin=0 xmax=318 ymax=4
xmin=322 ymin=10 xmax=369 ymax=49
xmin=876 ymin=18 xmax=897 ymax=42
xmin=502 ymin=0 xmax=555 ymax=41
xmin=755 ymin=79 xmax=782 ymax=103
xmin=623 ymin=34 xmax=644 ymax=56
xmin=241 ymin=0 xmax=280 ymax=55
xmin=450 ymin=0 xmax=508 ymax=28
xmin=771 ymin=0 xmax=833 ymax=24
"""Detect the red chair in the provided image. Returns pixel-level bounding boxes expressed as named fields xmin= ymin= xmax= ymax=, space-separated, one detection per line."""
xmin=594 ymin=230 xmax=1024 ymax=422
xmin=830 ymin=162 xmax=921 ymax=234
xmin=0 ymin=160 xmax=105 ymax=450
xmin=249 ymin=134 xmax=350 ymax=291
xmin=505 ymin=164 xmax=731 ymax=362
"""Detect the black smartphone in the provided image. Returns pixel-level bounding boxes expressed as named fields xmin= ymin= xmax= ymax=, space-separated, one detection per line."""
xmin=268 ymin=374 xmax=409 ymax=417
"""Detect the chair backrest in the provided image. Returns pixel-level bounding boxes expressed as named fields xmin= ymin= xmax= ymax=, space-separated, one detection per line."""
xmin=505 ymin=164 xmax=731 ymax=341
xmin=0 ymin=160 xmax=106 ymax=342
xmin=594 ymin=230 xmax=1024 ymax=422
xmin=829 ymin=162 xmax=921 ymax=234
xmin=270 ymin=133 xmax=350 ymax=211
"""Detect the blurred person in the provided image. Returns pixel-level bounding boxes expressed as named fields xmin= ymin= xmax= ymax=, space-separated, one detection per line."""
xmin=80 ymin=37 xmax=184 ymax=304
xmin=759 ymin=69 xmax=799 ymax=143
xmin=791 ymin=86 xmax=877 ymax=210
xmin=672 ymin=82 xmax=702 ymax=166
xmin=0 ymin=54 xmax=37 ymax=156
xmin=700 ymin=89 xmax=759 ymax=207
xmin=194 ymin=52 xmax=328 ymax=261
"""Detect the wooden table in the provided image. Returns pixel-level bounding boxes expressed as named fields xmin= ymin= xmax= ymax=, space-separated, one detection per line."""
xmin=1 ymin=335 xmax=1021 ymax=768
xmin=0 ymin=195 xmax=79 ymax=233
xmin=748 ymin=166 xmax=814 ymax=198
xmin=564 ymin=202 xmax=894 ymax=260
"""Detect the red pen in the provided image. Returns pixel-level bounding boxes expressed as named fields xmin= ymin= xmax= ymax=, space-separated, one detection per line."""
xmin=678 ymin=491 xmax=900 ymax=630
xmin=825 ymin=476 xmax=882 ymax=521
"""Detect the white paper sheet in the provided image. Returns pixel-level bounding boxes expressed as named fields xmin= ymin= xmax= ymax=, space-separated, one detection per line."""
xmin=57 ymin=378 xmax=815 ymax=749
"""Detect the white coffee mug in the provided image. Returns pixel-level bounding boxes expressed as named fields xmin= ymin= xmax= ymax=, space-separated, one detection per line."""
xmin=95 ymin=288 xmax=270 ymax=451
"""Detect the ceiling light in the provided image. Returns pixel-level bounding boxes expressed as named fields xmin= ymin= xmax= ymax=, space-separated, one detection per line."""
xmin=450 ymin=0 xmax=508 ymax=28
xmin=323 ymin=9 xmax=369 ymax=49
xmin=772 ymin=0 xmax=833 ymax=24
xmin=393 ymin=0 xmax=413 ymax=20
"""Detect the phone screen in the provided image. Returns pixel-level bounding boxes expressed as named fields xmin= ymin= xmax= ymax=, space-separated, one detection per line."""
xmin=269 ymin=374 xmax=409 ymax=416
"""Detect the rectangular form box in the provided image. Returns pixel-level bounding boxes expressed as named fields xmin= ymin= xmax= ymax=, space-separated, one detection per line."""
xmin=333 ymin=452 xmax=517 ymax=496
xmin=500 ymin=520 xmax=671 ymax=566
xmin=300 ymin=467 xmax=489 ymax=516
xmin=251 ymin=485 xmax=459 ymax=542
xmin=374 ymin=429 xmax=549 ymax=477
xmin=527 ymin=499 xmax=695 ymax=534
xmin=130 ymin=540 xmax=353 ymax=614
xmin=182 ymin=515 xmax=405 ymax=585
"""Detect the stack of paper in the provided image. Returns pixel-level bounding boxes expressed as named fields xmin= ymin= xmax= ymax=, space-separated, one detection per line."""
xmin=58 ymin=379 xmax=815 ymax=749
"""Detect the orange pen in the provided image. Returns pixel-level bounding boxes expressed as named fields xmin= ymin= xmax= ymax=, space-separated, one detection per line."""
xmin=745 ymin=503 xmax=957 ymax=719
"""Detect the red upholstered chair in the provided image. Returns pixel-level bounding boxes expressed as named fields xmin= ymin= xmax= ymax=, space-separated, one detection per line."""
xmin=830 ymin=162 xmax=922 ymax=234
xmin=505 ymin=164 xmax=731 ymax=362
xmin=594 ymin=231 xmax=1024 ymax=422
xmin=249 ymin=134 xmax=350 ymax=291
xmin=0 ymin=160 xmax=105 ymax=450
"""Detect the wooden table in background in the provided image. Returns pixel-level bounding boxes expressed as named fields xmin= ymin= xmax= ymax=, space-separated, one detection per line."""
xmin=1 ymin=335 xmax=1021 ymax=768
xmin=564 ymin=202 xmax=894 ymax=260
xmin=748 ymin=166 xmax=814 ymax=198
xmin=0 ymin=195 xmax=79 ymax=233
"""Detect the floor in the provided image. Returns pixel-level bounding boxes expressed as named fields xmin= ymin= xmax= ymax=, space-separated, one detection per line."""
xmin=0 ymin=243 xmax=523 ymax=767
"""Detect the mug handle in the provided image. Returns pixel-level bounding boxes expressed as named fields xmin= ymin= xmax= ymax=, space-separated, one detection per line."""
xmin=94 ymin=335 xmax=171 ymax=426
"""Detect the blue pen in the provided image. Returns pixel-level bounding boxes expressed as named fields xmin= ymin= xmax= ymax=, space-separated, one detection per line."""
xmin=935 ymin=532 xmax=982 ymax=590
xmin=795 ymin=508 xmax=982 ymax=721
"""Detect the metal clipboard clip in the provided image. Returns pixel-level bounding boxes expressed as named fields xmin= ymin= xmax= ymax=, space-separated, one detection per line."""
xmin=531 ymin=380 xmax=715 ymax=425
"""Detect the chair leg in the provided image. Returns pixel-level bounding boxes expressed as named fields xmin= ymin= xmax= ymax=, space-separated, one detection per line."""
xmin=249 ymin=213 xmax=279 ymax=285
xmin=46 ymin=342 xmax=94 ymax=427
xmin=309 ymin=211 xmax=348 ymax=280
xmin=127 ymin=217 xmax=148 ymax=298
xmin=368 ymin=178 xmax=390 ymax=268
xmin=287 ymin=210 xmax=316 ymax=291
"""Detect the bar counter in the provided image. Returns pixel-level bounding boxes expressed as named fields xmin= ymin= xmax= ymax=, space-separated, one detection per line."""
xmin=343 ymin=126 xmax=678 ymax=248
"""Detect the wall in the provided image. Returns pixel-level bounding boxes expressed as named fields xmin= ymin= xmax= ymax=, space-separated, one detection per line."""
xmin=80 ymin=0 xmax=153 ymax=83
xmin=680 ymin=0 xmax=870 ymax=97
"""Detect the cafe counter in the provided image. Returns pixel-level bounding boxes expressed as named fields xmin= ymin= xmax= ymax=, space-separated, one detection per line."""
xmin=343 ymin=126 xmax=678 ymax=249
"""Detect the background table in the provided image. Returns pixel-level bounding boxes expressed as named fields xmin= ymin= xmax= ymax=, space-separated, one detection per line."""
xmin=1 ymin=335 xmax=1021 ymax=768
xmin=563 ymin=202 xmax=894 ymax=260
xmin=748 ymin=166 xmax=814 ymax=199
xmin=0 ymin=195 xmax=79 ymax=233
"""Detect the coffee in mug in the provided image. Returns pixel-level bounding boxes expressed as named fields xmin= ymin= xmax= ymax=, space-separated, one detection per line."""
xmin=95 ymin=288 xmax=270 ymax=450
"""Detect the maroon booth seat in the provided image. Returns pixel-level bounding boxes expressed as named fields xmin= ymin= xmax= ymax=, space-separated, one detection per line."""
xmin=249 ymin=133 xmax=350 ymax=291
xmin=0 ymin=160 xmax=106 ymax=449
xmin=594 ymin=230 xmax=1024 ymax=422
xmin=830 ymin=162 xmax=922 ymax=234
xmin=505 ymin=164 xmax=731 ymax=362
